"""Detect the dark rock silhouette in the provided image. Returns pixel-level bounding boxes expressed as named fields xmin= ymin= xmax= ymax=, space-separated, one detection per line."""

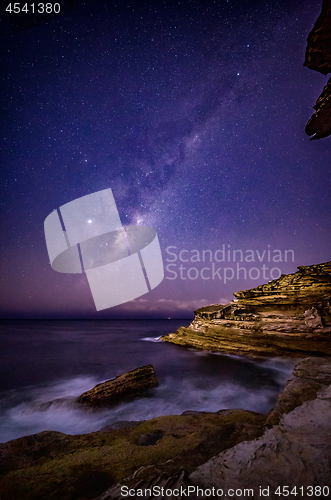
xmin=304 ymin=0 xmax=331 ymax=139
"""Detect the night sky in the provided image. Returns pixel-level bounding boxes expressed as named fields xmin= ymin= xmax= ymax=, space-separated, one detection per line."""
xmin=1 ymin=0 xmax=330 ymax=319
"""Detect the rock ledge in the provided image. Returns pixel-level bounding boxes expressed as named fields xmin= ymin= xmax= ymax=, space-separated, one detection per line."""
xmin=161 ymin=261 xmax=331 ymax=357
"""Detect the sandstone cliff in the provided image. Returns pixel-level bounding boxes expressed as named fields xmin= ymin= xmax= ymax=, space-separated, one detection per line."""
xmin=160 ymin=261 xmax=331 ymax=357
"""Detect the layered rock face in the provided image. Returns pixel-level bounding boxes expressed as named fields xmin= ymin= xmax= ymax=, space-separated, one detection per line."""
xmin=161 ymin=261 xmax=331 ymax=357
xmin=76 ymin=365 xmax=158 ymax=408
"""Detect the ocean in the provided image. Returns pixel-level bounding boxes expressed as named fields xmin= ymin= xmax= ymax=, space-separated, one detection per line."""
xmin=0 ymin=319 xmax=297 ymax=443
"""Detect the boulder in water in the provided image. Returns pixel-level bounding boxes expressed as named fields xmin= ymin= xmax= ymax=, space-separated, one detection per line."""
xmin=76 ymin=364 xmax=158 ymax=409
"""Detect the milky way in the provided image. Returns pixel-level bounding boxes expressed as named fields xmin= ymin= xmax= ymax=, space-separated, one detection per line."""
xmin=1 ymin=0 xmax=330 ymax=318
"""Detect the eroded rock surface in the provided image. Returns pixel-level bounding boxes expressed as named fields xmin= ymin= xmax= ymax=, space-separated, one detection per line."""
xmin=266 ymin=356 xmax=331 ymax=425
xmin=76 ymin=365 xmax=158 ymax=408
xmin=190 ymin=385 xmax=331 ymax=495
xmin=161 ymin=261 xmax=331 ymax=357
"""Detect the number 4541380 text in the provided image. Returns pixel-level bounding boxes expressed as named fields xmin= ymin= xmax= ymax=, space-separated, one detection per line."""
xmin=6 ymin=3 xmax=61 ymax=14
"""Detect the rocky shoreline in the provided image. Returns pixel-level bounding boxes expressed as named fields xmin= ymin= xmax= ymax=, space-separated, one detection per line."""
xmin=1 ymin=357 xmax=331 ymax=499
xmin=1 ymin=262 xmax=331 ymax=499
xmin=160 ymin=261 xmax=331 ymax=357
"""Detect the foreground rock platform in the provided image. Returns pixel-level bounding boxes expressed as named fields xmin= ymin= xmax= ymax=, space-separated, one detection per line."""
xmin=190 ymin=385 xmax=331 ymax=496
xmin=76 ymin=365 xmax=158 ymax=408
xmin=160 ymin=261 xmax=331 ymax=357
xmin=265 ymin=356 xmax=331 ymax=426
xmin=0 ymin=410 xmax=266 ymax=500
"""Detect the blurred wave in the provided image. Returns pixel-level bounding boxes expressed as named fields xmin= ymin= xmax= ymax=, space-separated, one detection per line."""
xmin=0 ymin=320 xmax=297 ymax=443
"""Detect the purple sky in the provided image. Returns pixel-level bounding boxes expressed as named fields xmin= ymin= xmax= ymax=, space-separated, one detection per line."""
xmin=1 ymin=0 xmax=330 ymax=319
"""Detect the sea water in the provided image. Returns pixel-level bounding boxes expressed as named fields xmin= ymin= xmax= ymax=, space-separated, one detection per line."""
xmin=0 ymin=319 xmax=297 ymax=443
